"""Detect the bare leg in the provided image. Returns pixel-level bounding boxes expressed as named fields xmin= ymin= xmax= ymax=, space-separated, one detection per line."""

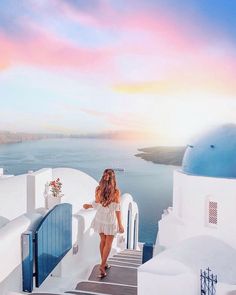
xmin=101 ymin=235 xmax=114 ymax=271
xmin=99 ymin=233 xmax=106 ymax=261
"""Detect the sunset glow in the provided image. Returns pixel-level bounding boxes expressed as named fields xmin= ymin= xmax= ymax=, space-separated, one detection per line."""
xmin=0 ymin=0 xmax=236 ymax=144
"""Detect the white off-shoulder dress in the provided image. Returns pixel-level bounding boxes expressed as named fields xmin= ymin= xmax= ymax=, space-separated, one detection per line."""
xmin=90 ymin=201 xmax=121 ymax=236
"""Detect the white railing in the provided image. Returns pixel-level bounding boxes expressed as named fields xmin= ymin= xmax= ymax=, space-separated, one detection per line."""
xmin=120 ymin=193 xmax=139 ymax=250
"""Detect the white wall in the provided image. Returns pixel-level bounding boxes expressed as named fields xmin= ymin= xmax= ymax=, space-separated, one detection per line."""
xmin=138 ymin=257 xmax=198 ymax=295
xmin=158 ymin=170 xmax=236 ymax=249
xmin=52 ymin=168 xmax=98 ymax=214
xmin=27 ymin=168 xmax=52 ymax=212
xmin=0 ymin=175 xmax=27 ymax=220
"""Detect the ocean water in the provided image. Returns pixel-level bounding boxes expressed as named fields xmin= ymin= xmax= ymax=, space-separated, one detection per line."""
xmin=0 ymin=138 xmax=177 ymax=243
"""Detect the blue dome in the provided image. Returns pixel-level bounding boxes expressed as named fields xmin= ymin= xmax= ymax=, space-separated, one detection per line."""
xmin=182 ymin=124 xmax=236 ymax=178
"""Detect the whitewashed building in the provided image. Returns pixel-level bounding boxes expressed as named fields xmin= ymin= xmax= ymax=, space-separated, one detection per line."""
xmin=138 ymin=124 xmax=236 ymax=295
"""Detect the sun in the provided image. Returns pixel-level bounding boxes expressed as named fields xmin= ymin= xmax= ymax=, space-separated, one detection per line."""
xmin=144 ymin=94 xmax=236 ymax=146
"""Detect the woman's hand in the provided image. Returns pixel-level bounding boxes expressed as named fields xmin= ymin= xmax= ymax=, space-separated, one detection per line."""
xmin=118 ymin=224 xmax=124 ymax=233
xmin=83 ymin=203 xmax=92 ymax=209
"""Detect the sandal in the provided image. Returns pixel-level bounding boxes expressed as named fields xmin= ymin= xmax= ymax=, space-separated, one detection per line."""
xmin=98 ymin=266 xmax=107 ymax=278
xmin=105 ymin=263 xmax=111 ymax=270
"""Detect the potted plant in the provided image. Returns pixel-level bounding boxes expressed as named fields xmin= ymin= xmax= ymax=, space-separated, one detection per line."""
xmin=45 ymin=178 xmax=64 ymax=209
xmin=49 ymin=178 xmax=63 ymax=198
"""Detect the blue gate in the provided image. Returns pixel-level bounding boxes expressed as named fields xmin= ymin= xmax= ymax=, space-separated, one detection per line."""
xmin=35 ymin=203 xmax=72 ymax=287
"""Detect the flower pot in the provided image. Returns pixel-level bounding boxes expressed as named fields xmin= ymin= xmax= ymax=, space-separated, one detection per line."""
xmin=45 ymin=194 xmax=62 ymax=210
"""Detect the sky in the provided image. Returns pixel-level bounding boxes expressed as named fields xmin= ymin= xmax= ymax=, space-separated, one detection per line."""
xmin=0 ymin=0 xmax=236 ymax=145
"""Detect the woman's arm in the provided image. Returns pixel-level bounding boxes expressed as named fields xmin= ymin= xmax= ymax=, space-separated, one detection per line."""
xmin=83 ymin=203 xmax=93 ymax=209
xmin=115 ymin=189 xmax=124 ymax=233
xmin=115 ymin=211 xmax=124 ymax=233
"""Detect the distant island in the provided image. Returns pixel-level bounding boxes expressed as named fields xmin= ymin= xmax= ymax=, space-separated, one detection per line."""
xmin=0 ymin=131 xmax=65 ymax=145
xmin=0 ymin=130 xmax=147 ymax=144
xmin=135 ymin=146 xmax=186 ymax=166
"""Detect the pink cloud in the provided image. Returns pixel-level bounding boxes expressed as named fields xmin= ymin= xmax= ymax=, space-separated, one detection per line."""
xmin=53 ymin=1 xmax=101 ymax=28
xmin=1 ymin=0 xmax=236 ymax=98
xmin=56 ymin=1 xmax=204 ymax=55
xmin=0 ymin=23 xmax=115 ymax=72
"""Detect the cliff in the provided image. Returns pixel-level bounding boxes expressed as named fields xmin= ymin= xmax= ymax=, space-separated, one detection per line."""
xmin=135 ymin=146 xmax=186 ymax=166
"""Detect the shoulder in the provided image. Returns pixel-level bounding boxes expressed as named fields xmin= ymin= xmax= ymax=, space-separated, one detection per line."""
xmin=114 ymin=188 xmax=121 ymax=203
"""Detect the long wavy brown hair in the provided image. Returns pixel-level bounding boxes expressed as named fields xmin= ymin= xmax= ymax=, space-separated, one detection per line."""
xmin=97 ymin=169 xmax=118 ymax=206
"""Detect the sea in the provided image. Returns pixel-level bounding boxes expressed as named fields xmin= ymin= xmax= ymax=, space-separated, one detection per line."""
xmin=0 ymin=138 xmax=178 ymax=243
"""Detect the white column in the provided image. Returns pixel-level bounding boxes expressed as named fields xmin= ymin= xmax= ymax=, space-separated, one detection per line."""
xmin=27 ymin=168 xmax=52 ymax=213
xmin=134 ymin=213 xmax=139 ymax=250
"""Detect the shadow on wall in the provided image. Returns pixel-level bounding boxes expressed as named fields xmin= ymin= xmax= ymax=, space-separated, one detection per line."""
xmin=0 ymin=216 xmax=9 ymax=228
xmin=0 ymin=263 xmax=23 ymax=294
xmin=75 ymin=213 xmax=100 ymax=262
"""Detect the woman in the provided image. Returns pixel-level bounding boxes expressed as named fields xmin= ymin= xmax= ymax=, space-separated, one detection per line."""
xmin=83 ymin=169 xmax=124 ymax=278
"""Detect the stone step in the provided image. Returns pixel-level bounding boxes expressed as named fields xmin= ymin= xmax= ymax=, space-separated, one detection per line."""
xmin=121 ymin=249 xmax=142 ymax=254
xmin=76 ymin=281 xmax=137 ymax=295
xmin=66 ymin=292 xmax=100 ymax=295
xmin=107 ymin=257 xmax=142 ymax=265
xmin=116 ymin=253 xmax=142 ymax=258
xmin=30 ymin=294 xmax=65 ymax=295
xmin=107 ymin=259 xmax=140 ymax=268
xmin=120 ymin=249 xmax=142 ymax=254
xmin=120 ymin=252 xmax=143 ymax=259
xmin=28 ymin=293 xmax=63 ymax=295
xmin=66 ymin=291 xmax=104 ymax=295
xmin=87 ymin=264 xmax=137 ymax=286
xmin=120 ymin=251 xmax=142 ymax=256
xmin=113 ymin=254 xmax=142 ymax=261
xmin=109 ymin=257 xmax=141 ymax=264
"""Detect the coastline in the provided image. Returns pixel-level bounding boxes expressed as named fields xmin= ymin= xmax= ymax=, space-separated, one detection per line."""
xmin=0 ymin=131 xmax=65 ymax=145
xmin=135 ymin=146 xmax=186 ymax=166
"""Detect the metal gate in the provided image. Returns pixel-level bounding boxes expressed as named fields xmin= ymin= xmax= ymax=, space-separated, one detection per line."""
xmin=35 ymin=203 xmax=72 ymax=287
xmin=200 ymin=268 xmax=217 ymax=295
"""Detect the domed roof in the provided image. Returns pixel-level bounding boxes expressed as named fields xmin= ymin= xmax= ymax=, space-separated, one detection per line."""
xmin=182 ymin=124 xmax=236 ymax=178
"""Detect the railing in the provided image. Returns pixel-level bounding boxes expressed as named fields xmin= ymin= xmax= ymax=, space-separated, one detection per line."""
xmin=133 ymin=218 xmax=136 ymax=249
xmin=200 ymin=268 xmax=217 ymax=295
xmin=22 ymin=203 xmax=72 ymax=292
xmin=127 ymin=209 xmax=130 ymax=248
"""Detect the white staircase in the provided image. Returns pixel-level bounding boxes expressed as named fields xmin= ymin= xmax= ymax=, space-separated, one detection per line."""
xmin=30 ymin=249 xmax=142 ymax=295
